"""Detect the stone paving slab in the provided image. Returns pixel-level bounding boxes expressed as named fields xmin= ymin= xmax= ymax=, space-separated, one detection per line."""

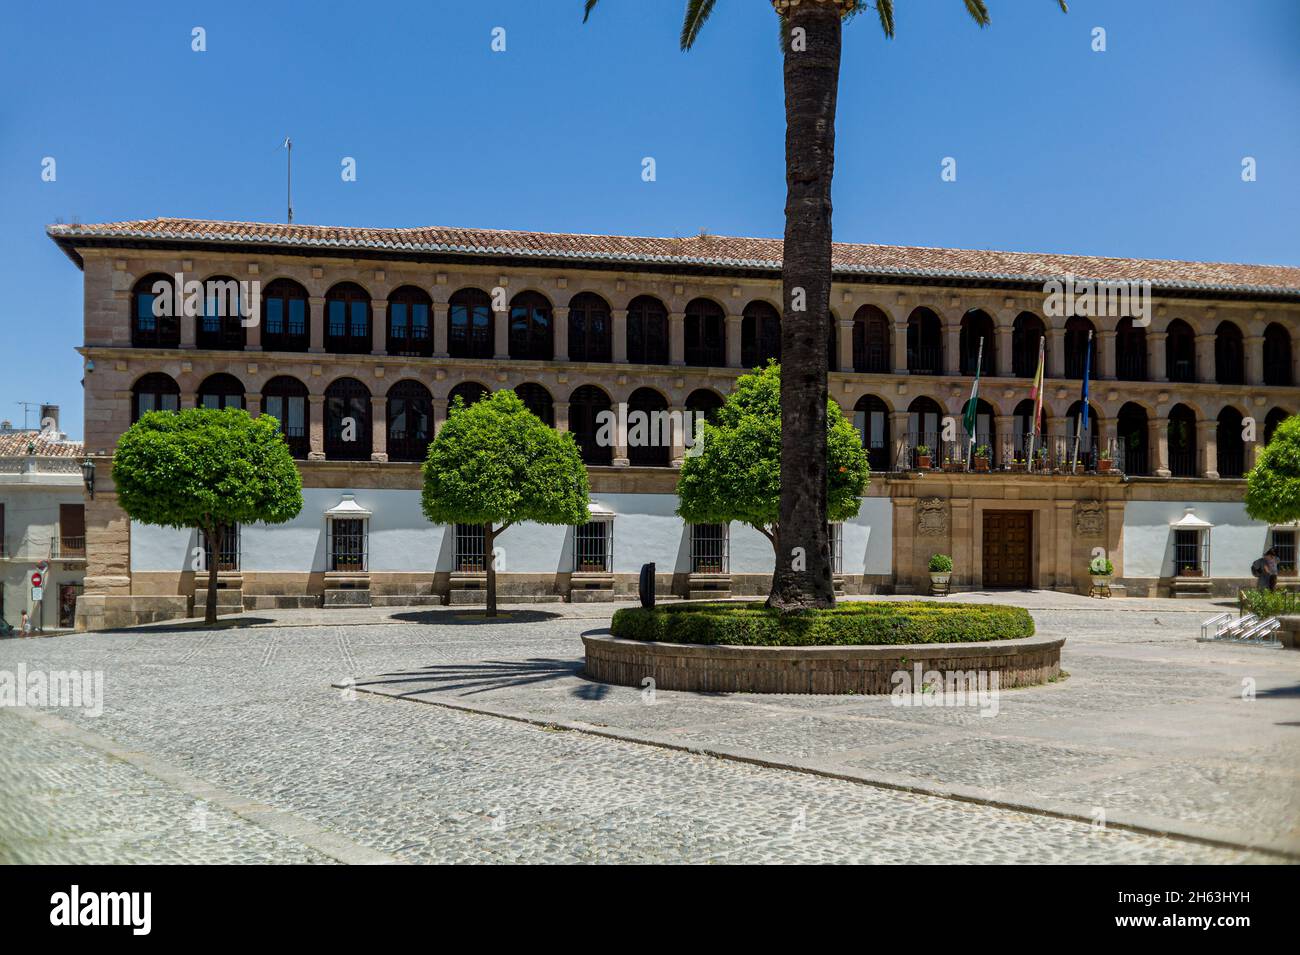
xmin=0 ymin=593 xmax=1292 ymax=864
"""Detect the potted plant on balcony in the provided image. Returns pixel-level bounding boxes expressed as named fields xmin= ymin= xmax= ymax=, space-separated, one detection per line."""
xmin=1088 ymin=554 xmax=1113 ymax=588
xmin=928 ymin=553 xmax=953 ymax=595
xmin=1010 ymin=456 xmax=1026 ymax=472
xmin=1179 ymin=564 xmax=1203 ymax=577
xmin=973 ymin=445 xmax=991 ymax=472
xmin=942 ymin=453 xmax=962 ymax=473
xmin=915 ymin=445 xmax=932 ymax=469
xmin=1035 ymin=447 xmax=1049 ymax=471
xmin=1097 ymin=448 xmax=1113 ymax=473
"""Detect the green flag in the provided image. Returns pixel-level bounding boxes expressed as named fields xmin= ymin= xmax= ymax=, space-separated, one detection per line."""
xmin=961 ymin=337 xmax=984 ymax=439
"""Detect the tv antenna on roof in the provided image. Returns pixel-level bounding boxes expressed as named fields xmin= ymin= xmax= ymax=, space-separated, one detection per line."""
xmin=283 ymin=137 xmax=294 ymax=223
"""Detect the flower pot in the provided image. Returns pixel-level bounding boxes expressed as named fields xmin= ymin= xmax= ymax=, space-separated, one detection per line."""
xmin=929 ymin=572 xmax=951 ymax=595
xmin=1180 ymin=569 xmax=1203 ymax=578
xmin=1097 ymin=459 xmax=1112 ymax=473
xmin=974 ymin=457 xmax=990 ymax=472
xmin=1090 ymin=575 xmax=1111 ymax=588
xmin=917 ymin=455 xmax=932 ymax=469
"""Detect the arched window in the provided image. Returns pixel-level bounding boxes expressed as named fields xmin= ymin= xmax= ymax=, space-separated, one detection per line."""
xmin=324 ymin=377 xmax=372 ymax=460
xmin=386 ymin=380 xmax=433 ymax=462
xmin=1012 ymin=398 xmax=1049 ymax=462
xmin=741 ymin=301 xmax=781 ymax=369
xmin=1215 ymin=321 xmax=1244 ymax=385
xmin=567 ymin=293 xmax=611 ymax=363
xmin=1167 ymin=404 xmax=1197 ymax=477
xmin=515 ymin=383 xmax=554 ymax=425
xmin=1117 ymin=403 xmax=1149 ymax=476
xmin=685 ymin=388 xmax=724 ymax=426
xmin=447 ymin=381 xmax=489 ymax=412
xmin=907 ymin=396 xmax=943 ymax=467
xmin=131 ymin=274 xmax=180 ymax=348
xmin=262 ymin=376 xmax=309 ymax=459
xmin=325 ymin=283 xmax=372 ymax=354
xmin=1216 ymin=407 xmax=1245 ymax=478
xmin=627 ymin=387 xmax=670 ymax=467
xmin=196 ymin=276 xmax=246 ymax=350
xmin=448 ymin=288 xmax=494 ymax=359
xmin=1011 ymin=313 xmax=1046 ymax=378
xmin=569 ymin=385 xmax=612 ymax=465
xmin=509 ymin=291 xmax=553 ymax=361
xmin=684 ymin=298 xmax=725 ymax=367
xmin=1115 ymin=317 xmax=1148 ymax=381
xmin=854 ymin=395 xmax=890 ymax=472
xmin=626 ymin=295 xmax=668 ymax=365
xmin=197 ymin=373 xmax=244 ymax=411
xmin=387 ymin=286 xmax=432 ymax=357
xmin=1264 ymin=407 xmax=1292 ymax=445
xmin=906 ymin=308 xmax=942 ymax=375
xmin=959 ymin=310 xmax=996 ymax=376
xmin=853 ymin=306 xmax=890 ymax=373
xmin=1064 ymin=317 xmax=1096 ymax=379
xmin=1065 ymin=400 xmax=1101 ymax=467
xmin=261 ymin=279 xmax=310 ymax=352
xmin=131 ymin=373 xmax=180 ymax=422
xmin=1263 ymin=323 xmax=1293 ymax=386
xmin=1166 ymin=320 xmax=1196 ymax=383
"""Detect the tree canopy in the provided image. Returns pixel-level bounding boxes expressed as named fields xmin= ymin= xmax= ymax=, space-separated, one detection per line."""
xmin=675 ymin=362 xmax=869 ymax=544
xmin=113 ymin=407 xmax=303 ymax=623
xmin=1245 ymin=414 xmax=1300 ymax=526
xmin=421 ymin=389 xmax=589 ymax=614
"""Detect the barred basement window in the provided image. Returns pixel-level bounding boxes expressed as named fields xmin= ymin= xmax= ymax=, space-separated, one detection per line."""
xmin=201 ymin=524 xmax=241 ymax=572
xmin=1173 ymin=528 xmax=1210 ymax=577
xmin=828 ymin=523 xmax=843 ymax=576
xmin=690 ymin=523 xmax=728 ymax=574
xmin=455 ymin=523 xmax=486 ymax=573
xmin=574 ymin=521 xmax=613 ymax=573
xmin=330 ymin=518 xmax=368 ymax=572
xmin=1271 ymin=528 xmax=1297 ymax=575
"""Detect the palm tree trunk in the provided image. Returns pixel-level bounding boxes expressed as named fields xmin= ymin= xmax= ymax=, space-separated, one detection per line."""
xmin=769 ymin=1 xmax=841 ymax=612
xmin=484 ymin=522 xmax=497 ymax=617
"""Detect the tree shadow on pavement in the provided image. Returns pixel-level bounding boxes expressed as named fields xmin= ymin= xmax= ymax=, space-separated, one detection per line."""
xmin=353 ymin=657 xmax=611 ymax=699
xmin=390 ymin=610 xmax=563 ymax=626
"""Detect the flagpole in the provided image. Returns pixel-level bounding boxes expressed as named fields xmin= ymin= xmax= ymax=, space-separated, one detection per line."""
xmin=1071 ymin=329 xmax=1093 ymax=473
xmin=1027 ymin=335 xmax=1045 ymax=472
xmin=284 ymin=137 xmax=294 ymax=223
xmin=966 ymin=337 xmax=984 ymax=469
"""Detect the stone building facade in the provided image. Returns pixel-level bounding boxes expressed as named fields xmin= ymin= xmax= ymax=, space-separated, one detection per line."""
xmin=47 ymin=218 xmax=1299 ymax=628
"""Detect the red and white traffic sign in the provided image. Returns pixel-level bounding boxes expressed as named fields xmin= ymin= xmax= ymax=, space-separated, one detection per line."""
xmin=31 ymin=572 xmax=43 ymax=587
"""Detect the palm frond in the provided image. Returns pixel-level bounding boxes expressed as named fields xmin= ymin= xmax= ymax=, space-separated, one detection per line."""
xmin=1057 ymin=1 xmax=1069 ymax=11
xmin=876 ymin=1 xmax=895 ymax=38
xmin=680 ymin=0 xmax=718 ymax=51
xmin=963 ymin=0 xmax=991 ymax=28
xmin=582 ymin=0 xmax=599 ymax=23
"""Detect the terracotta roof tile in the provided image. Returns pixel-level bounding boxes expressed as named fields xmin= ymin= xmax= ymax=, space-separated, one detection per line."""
xmin=0 ymin=431 xmax=84 ymax=458
xmin=47 ymin=217 xmax=1300 ymax=296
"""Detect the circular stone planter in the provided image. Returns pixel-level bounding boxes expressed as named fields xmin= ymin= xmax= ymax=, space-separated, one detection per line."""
xmin=583 ymin=634 xmax=1064 ymax=695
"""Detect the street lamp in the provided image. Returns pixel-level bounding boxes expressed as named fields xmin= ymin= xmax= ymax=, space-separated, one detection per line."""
xmin=80 ymin=457 xmax=95 ymax=500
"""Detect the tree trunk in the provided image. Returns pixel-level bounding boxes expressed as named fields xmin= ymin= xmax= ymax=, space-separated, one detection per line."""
xmin=484 ymin=523 xmax=497 ymax=617
xmin=203 ymin=523 xmax=219 ymax=626
xmin=769 ymin=2 xmax=841 ymax=612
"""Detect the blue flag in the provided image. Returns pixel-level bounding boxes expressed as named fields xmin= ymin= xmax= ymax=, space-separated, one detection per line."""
xmin=1080 ymin=331 xmax=1092 ymax=431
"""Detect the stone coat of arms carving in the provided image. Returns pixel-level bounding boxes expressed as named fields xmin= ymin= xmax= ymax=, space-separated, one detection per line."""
xmin=1074 ymin=500 xmax=1105 ymax=538
xmin=917 ymin=497 xmax=948 ymax=537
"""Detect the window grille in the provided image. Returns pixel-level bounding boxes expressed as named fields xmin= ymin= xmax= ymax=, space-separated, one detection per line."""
xmin=574 ymin=521 xmax=613 ymax=573
xmin=455 ymin=523 xmax=487 ymax=573
xmin=1271 ymin=529 xmax=1297 ymax=575
xmin=690 ymin=523 xmax=729 ymax=574
xmin=330 ymin=518 xmax=367 ymax=572
xmin=201 ymin=524 xmax=241 ymax=572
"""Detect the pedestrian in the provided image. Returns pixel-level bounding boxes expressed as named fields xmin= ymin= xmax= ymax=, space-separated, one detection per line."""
xmin=1252 ymin=548 xmax=1279 ymax=592
xmin=20 ymin=609 xmax=31 ymax=636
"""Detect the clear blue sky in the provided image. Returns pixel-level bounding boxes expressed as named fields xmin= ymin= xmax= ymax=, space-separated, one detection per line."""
xmin=2 ymin=0 xmax=1296 ymax=440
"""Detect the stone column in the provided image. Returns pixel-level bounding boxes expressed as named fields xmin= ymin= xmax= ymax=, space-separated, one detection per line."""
xmin=432 ymin=302 xmax=449 ymax=358
xmin=432 ymin=397 xmax=449 ymax=435
xmin=1149 ymin=417 xmax=1170 ymax=478
xmin=308 ymin=395 xmax=326 ymax=460
xmin=670 ymin=406 xmax=687 ymax=467
xmin=950 ymin=499 xmax=973 ymax=590
xmin=371 ymin=299 xmax=388 ymax=356
xmin=1244 ymin=334 xmax=1265 ymax=386
xmin=370 ymin=396 xmax=388 ymax=462
xmin=1097 ymin=329 xmax=1116 ymax=380
xmin=1048 ymin=326 xmax=1066 ymax=380
xmin=996 ymin=322 xmax=1014 ymax=378
xmin=553 ymin=401 xmax=570 ymax=434
xmin=1197 ymin=419 xmax=1218 ymax=479
xmin=1053 ymin=500 xmax=1075 ymax=591
xmin=994 ymin=414 xmax=1016 ymax=467
xmin=245 ymin=392 xmax=262 ymax=417
xmin=553 ymin=306 xmax=570 ymax=362
xmin=1097 ymin=415 xmax=1117 ymax=463
xmin=943 ymin=322 xmax=961 ymax=376
xmin=892 ymin=322 xmax=909 ymax=374
xmin=891 ymin=410 xmax=911 ymax=469
xmin=180 ymin=307 xmax=196 ymax=349
xmin=611 ymin=309 xmax=628 ymax=364
xmin=668 ymin=312 xmax=686 ymax=366
xmin=1149 ymin=326 xmax=1167 ymax=381
xmin=837 ymin=319 xmax=854 ymax=372
xmin=494 ymin=309 xmax=510 ymax=359
xmin=725 ymin=314 xmax=744 ymax=368
xmin=309 ymin=297 xmax=325 ymax=353
xmin=245 ymin=307 xmax=262 ymax=351
xmin=613 ymin=406 xmax=629 ymax=467
xmin=1195 ymin=333 xmax=1215 ymax=383
xmin=180 ymin=393 xmax=197 ymax=410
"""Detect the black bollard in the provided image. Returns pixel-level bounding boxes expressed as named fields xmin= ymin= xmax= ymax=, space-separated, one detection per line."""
xmin=639 ymin=562 xmax=656 ymax=609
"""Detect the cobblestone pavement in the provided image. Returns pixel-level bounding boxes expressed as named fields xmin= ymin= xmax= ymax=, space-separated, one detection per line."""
xmin=0 ymin=593 xmax=1291 ymax=864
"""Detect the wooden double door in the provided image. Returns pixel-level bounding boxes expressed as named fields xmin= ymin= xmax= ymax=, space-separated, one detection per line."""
xmin=983 ymin=511 xmax=1033 ymax=588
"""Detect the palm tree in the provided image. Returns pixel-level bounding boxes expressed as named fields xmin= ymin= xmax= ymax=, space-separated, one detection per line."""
xmin=585 ymin=1 xmax=1067 ymax=610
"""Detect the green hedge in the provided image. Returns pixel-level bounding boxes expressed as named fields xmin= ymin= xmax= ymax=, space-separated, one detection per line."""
xmin=610 ymin=601 xmax=1035 ymax=647
xmin=1240 ymin=588 xmax=1300 ymax=620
